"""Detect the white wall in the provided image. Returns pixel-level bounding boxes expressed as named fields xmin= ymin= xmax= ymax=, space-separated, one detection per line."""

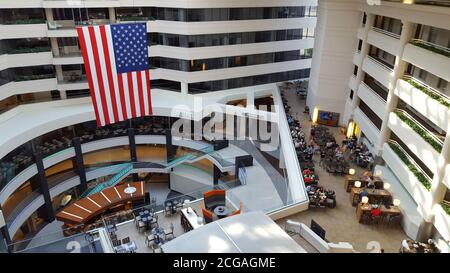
xmin=306 ymin=0 xmax=360 ymax=125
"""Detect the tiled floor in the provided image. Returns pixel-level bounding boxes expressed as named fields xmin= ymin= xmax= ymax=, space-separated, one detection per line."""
xmin=276 ymin=87 xmax=409 ymax=253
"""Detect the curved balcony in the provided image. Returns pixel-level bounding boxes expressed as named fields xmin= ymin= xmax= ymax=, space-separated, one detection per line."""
xmin=362 ymin=56 xmax=393 ymax=88
xmin=388 ymin=110 xmax=442 ymax=173
xmin=395 ymin=76 xmax=450 ymax=131
xmin=434 ymin=201 xmax=450 ymax=241
xmin=382 ymin=140 xmax=433 ymax=219
xmin=368 ymin=27 xmax=401 ymax=56
xmin=403 ymin=39 xmax=450 ymax=82
xmin=357 ymin=82 xmax=386 ymax=119
xmin=353 ymin=107 xmax=380 ymax=148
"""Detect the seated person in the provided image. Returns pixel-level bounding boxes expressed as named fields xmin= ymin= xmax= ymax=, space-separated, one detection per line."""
xmin=370 ymin=206 xmax=381 ymax=217
xmin=367 ymin=176 xmax=375 ymax=188
xmin=302 ymin=169 xmax=312 ymax=175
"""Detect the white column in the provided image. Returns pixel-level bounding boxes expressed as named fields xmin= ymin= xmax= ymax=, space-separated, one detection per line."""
xmin=349 ymin=13 xmax=375 ymax=115
xmin=375 ymin=21 xmax=414 ymax=155
xmin=246 ymin=91 xmax=255 ymax=110
xmin=55 ymin=66 xmax=67 ymax=99
xmin=109 ymin=7 xmax=116 ymax=23
xmin=181 ymin=82 xmax=188 ymax=94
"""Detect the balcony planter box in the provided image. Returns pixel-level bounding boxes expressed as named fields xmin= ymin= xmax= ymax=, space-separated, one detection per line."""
xmin=382 ymin=143 xmax=432 ymax=218
xmin=403 ymin=43 xmax=450 ymax=83
xmin=433 ymin=203 xmax=450 ymax=241
xmin=395 ymin=79 xmax=450 ymax=131
xmin=388 ymin=112 xmax=440 ymax=173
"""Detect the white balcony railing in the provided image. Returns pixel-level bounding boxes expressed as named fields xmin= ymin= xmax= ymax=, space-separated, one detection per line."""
xmin=371 ymin=27 xmax=400 ymax=39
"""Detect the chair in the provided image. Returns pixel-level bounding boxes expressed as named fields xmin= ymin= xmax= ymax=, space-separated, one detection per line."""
xmin=201 ymin=205 xmax=214 ymax=224
xmin=164 ymin=223 xmax=175 ymax=241
xmin=145 ymin=233 xmax=155 ymax=247
xmin=230 ymin=202 xmax=243 ymax=216
xmin=203 ymin=189 xmax=226 ymax=211
xmin=112 ymin=239 xmax=121 ymax=247
xmin=152 ymin=244 xmax=162 ymax=253
xmin=137 ymin=221 xmax=146 ymax=233
xmin=122 ymin=237 xmax=130 ymax=244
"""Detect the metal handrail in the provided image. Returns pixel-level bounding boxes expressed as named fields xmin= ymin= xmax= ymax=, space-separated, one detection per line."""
xmin=393 ymin=109 xmax=444 ymax=145
xmin=403 ymin=75 xmax=450 ymax=102
xmin=387 ymin=140 xmax=433 ymax=183
xmin=371 ymin=26 xmax=401 ymax=39
xmin=366 ymin=55 xmax=394 ymax=72
xmin=410 ymin=38 xmax=450 ymax=55
xmin=360 ymin=81 xmax=387 ymax=102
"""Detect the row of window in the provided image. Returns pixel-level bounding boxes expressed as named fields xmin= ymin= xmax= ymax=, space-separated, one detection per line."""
xmin=150 ymin=49 xmax=313 ymax=71
xmin=189 ymin=69 xmax=311 ymax=93
xmin=116 ymin=6 xmax=317 ymax=21
xmin=148 ymin=29 xmax=314 ymax=48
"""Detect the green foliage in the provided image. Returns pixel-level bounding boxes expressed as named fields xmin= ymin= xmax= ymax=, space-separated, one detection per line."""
xmin=441 ymin=202 xmax=450 ymax=215
xmin=410 ymin=40 xmax=450 ymax=58
xmin=395 ymin=111 xmax=443 ymax=153
xmin=406 ymin=79 xmax=450 ymax=109
xmin=389 ymin=143 xmax=431 ymax=191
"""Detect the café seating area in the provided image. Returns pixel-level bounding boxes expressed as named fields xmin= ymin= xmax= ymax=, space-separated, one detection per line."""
xmin=313 ymin=126 xmax=350 ymax=176
xmin=345 ymin=171 xmax=403 ymax=226
xmin=399 ymin=238 xmax=439 ymax=253
xmin=201 ymin=190 xmax=242 ymax=223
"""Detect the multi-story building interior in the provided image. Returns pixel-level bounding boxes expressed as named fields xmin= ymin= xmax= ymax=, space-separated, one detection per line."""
xmin=0 ymin=0 xmax=448 ymax=254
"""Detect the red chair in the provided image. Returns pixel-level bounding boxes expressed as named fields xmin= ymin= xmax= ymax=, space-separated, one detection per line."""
xmin=230 ymin=202 xmax=243 ymax=216
xmin=203 ymin=189 xmax=226 ymax=210
xmin=201 ymin=205 xmax=214 ymax=224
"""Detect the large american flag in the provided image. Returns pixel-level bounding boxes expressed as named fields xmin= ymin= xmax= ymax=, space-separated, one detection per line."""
xmin=77 ymin=23 xmax=152 ymax=127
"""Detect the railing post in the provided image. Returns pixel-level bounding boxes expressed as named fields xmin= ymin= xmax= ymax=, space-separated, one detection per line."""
xmin=72 ymin=137 xmax=87 ymax=194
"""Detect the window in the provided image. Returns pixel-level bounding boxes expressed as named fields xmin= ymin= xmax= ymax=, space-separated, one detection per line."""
xmin=362 ymin=12 xmax=367 ymax=26
xmin=437 ymin=78 xmax=447 ymax=90
xmin=418 ymin=69 xmax=428 ymax=81
xmin=353 ymin=66 xmax=358 ymax=76
xmin=357 ymin=40 xmax=363 ymax=52
xmin=349 ymin=90 xmax=354 ymax=100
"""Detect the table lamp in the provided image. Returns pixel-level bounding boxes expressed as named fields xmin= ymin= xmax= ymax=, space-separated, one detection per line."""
xmin=383 ymin=183 xmax=391 ymax=190
xmin=349 ymin=168 xmax=356 ymax=175
xmin=354 ymin=181 xmax=361 ymax=188
xmin=393 ymin=199 xmax=401 ymax=207
xmin=375 ymin=169 xmax=382 ymax=177
xmin=361 ymin=196 xmax=369 ymax=204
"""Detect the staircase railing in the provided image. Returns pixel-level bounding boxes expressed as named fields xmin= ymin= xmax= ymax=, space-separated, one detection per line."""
xmin=81 ymin=163 xmax=133 ymax=198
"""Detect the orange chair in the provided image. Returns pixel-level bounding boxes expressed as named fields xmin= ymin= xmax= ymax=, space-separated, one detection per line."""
xmin=201 ymin=205 xmax=214 ymax=224
xmin=230 ymin=202 xmax=243 ymax=216
xmin=203 ymin=189 xmax=226 ymax=210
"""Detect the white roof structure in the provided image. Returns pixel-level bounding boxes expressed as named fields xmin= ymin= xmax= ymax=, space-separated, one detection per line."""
xmin=162 ymin=211 xmax=307 ymax=253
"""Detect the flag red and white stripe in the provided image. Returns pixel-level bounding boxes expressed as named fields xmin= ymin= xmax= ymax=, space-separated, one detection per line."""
xmin=77 ymin=24 xmax=152 ymax=127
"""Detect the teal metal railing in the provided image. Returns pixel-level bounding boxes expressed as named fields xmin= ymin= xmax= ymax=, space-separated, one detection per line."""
xmin=80 ymin=163 xmax=133 ymax=198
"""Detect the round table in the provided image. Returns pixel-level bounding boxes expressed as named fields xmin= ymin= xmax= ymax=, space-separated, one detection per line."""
xmin=152 ymin=227 xmax=166 ymax=244
xmin=214 ymin=206 xmax=230 ymax=219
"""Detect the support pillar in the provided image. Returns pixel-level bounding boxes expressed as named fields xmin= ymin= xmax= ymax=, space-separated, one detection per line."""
xmin=128 ymin=128 xmax=139 ymax=182
xmin=181 ymin=82 xmax=188 ymax=94
xmin=72 ymin=137 xmax=87 ymax=194
xmin=34 ymin=153 xmax=55 ymax=223
xmin=108 ymin=7 xmax=116 ymax=23
xmin=165 ymin=129 xmax=175 ymax=162
xmin=376 ymin=21 xmax=415 ymax=155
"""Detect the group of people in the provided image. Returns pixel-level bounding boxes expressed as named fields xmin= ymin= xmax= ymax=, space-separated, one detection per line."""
xmin=400 ymin=239 xmax=439 ymax=253
xmin=306 ymin=184 xmax=337 ymax=208
xmin=348 ymin=142 xmax=374 ymax=169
